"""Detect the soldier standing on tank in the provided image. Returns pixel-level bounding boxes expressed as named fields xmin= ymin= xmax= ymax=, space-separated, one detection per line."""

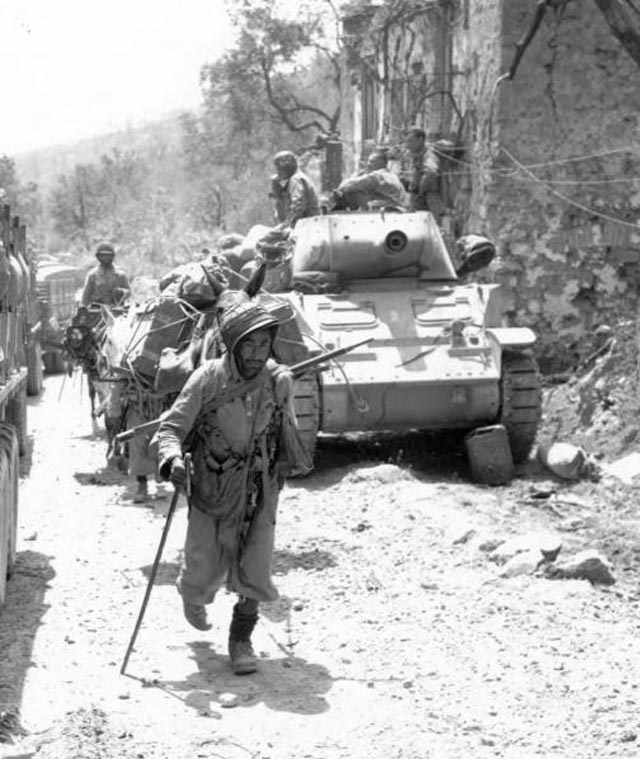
xmin=401 ymin=127 xmax=447 ymax=223
xmin=271 ymin=151 xmax=319 ymax=228
xmin=81 ymin=242 xmax=131 ymax=307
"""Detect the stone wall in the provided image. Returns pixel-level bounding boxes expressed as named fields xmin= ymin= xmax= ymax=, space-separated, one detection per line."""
xmin=486 ymin=0 xmax=640 ymax=370
xmin=449 ymin=0 xmax=503 ymax=235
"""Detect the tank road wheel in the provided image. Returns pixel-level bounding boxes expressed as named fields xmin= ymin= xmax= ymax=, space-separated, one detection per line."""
xmin=291 ymin=374 xmax=321 ymax=476
xmin=498 ymin=349 xmax=543 ymax=464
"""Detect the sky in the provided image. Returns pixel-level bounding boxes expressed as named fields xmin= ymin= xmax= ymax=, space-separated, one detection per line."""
xmin=0 ymin=0 xmax=235 ymax=156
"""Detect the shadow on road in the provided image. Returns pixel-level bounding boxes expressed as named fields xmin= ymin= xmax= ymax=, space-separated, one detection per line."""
xmin=0 ymin=550 xmax=54 ymax=743
xmin=140 ymin=558 xmax=181 ymax=586
xmin=73 ymin=466 xmax=126 ymax=487
xmin=161 ymin=640 xmax=332 ymax=717
xmin=272 ymin=547 xmax=337 ymax=576
xmin=290 ymin=429 xmax=469 ymax=491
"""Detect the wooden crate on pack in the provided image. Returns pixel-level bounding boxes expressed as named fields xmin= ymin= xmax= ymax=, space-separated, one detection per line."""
xmin=122 ymin=299 xmax=194 ymax=380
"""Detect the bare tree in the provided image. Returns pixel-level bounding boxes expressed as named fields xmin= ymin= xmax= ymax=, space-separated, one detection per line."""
xmin=499 ymin=0 xmax=640 ymax=84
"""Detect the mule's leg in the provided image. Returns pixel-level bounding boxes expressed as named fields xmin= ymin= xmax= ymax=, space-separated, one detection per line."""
xmin=88 ymin=376 xmax=96 ymax=418
xmin=104 ymin=385 xmax=129 ymax=472
xmin=89 ymin=376 xmax=104 ymax=437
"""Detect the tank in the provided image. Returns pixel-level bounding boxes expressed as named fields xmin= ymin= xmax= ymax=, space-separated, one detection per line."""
xmin=281 ymin=210 xmax=543 ymax=466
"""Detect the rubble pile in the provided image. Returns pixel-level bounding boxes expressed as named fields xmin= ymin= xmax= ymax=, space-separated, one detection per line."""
xmin=538 ymin=317 xmax=640 ymax=461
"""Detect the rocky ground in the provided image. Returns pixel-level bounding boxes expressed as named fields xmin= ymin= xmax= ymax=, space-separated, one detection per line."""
xmin=1 ymin=334 xmax=640 ymax=759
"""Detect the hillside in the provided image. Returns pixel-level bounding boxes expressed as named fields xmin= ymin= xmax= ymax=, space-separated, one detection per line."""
xmin=13 ymin=109 xmax=190 ymax=191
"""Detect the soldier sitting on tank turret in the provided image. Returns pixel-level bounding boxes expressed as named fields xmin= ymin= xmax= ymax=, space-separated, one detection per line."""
xmin=328 ymin=150 xmax=408 ymax=213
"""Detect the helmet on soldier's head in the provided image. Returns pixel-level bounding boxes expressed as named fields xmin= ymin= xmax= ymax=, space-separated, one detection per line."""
xmin=95 ymin=242 xmax=115 ymax=259
xmin=217 ymin=232 xmax=245 ymax=250
xmin=273 ymin=150 xmax=298 ymax=178
xmin=219 ymin=301 xmax=279 ymax=354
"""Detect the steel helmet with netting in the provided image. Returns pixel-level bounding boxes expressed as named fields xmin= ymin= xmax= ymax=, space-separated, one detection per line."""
xmin=219 ymin=300 xmax=280 ymax=354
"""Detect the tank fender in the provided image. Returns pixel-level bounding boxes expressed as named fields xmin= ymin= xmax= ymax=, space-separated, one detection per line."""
xmin=486 ymin=327 xmax=537 ymax=349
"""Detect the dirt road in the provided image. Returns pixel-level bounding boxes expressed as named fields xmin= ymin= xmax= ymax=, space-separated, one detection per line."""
xmin=1 ymin=373 xmax=640 ymax=759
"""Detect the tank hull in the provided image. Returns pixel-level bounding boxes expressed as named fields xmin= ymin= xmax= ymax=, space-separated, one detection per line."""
xmin=293 ymin=279 xmax=507 ymax=434
xmin=322 ymin=377 xmax=500 ymax=433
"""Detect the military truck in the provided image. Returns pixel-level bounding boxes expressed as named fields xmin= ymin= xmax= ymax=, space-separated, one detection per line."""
xmin=36 ymin=262 xmax=83 ymax=373
xmin=0 ymin=205 xmax=38 ymax=606
xmin=284 ymin=210 xmax=542 ymax=466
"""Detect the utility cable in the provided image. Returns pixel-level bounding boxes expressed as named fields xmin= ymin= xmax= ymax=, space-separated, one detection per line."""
xmin=501 ymin=146 xmax=640 ymax=231
xmin=428 ymin=142 xmax=637 ymax=172
xmin=504 ymin=174 xmax=640 ymax=186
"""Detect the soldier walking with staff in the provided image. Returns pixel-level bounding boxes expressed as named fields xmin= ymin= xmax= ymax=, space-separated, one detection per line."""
xmin=155 ymin=299 xmax=311 ymax=675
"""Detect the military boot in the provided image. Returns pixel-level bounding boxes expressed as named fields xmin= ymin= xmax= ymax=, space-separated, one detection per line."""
xmin=228 ymin=603 xmax=258 ymax=675
xmin=133 ymin=476 xmax=148 ymax=503
xmin=182 ymin=597 xmax=212 ymax=631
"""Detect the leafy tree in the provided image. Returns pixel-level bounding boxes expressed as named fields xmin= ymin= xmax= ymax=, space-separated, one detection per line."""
xmin=47 ymin=140 xmax=218 ymax=275
xmin=0 ymin=155 xmax=21 ymax=207
xmin=179 ymin=0 xmax=341 ymax=233
xmin=0 ymin=154 xmax=43 ymax=235
xmin=50 ymin=163 xmax=102 ymax=248
xmin=204 ymin=0 xmax=342 ymax=138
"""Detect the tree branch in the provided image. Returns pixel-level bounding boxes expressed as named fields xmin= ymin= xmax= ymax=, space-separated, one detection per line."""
xmin=593 ymin=0 xmax=640 ymax=67
xmin=260 ymin=59 xmax=329 ymax=133
xmin=497 ymin=0 xmax=552 ymax=85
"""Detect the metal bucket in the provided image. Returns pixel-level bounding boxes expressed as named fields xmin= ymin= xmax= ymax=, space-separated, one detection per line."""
xmin=465 ymin=424 xmax=514 ymax=485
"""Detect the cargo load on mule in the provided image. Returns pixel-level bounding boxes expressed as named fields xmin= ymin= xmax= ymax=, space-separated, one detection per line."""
xmin=67 ymin=257 xmax=315 ymax=477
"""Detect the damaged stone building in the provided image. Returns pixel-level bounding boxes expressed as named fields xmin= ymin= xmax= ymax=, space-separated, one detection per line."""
xmin=339 ymin=0 xmax=640 ymax=370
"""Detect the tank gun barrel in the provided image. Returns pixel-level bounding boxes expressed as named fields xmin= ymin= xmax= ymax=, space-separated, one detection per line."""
xmin=288 ymin=337 xmax=371 ymax=375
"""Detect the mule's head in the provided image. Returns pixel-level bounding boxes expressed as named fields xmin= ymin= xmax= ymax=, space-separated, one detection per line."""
xmin=100 ymin=306 xmax=134 ymax=370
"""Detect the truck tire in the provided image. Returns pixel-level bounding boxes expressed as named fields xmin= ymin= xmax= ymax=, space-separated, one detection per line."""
xmin=27 ymin=339 xmax=44 ymax=396
xmin=0 ymin=424 xmax=19 ymax=602
xmin=43 ymin=350 xmax=65 ymax=375
xmin=291 ymin=374 xmax=321 ymax=476
xmin=499 ymin=349 xmax=543 ymax=464
xmin=5 ymin=390 xmax=28 ymax=457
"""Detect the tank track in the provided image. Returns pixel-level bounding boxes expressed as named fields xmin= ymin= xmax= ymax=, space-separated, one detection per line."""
xmin=291 ymin=374 xmax=321 ymax=476
xmin=499 ymin=350 xmax=543 ymax=464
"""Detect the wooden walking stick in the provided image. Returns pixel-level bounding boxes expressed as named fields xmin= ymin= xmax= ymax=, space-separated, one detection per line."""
xmin=120 ymin=454 xmax=191 ymax=675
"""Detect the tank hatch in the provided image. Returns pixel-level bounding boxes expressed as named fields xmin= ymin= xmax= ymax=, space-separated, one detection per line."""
xmin=412 ymin=291 xmax=473 ymax=327
xmin=317 ymin=300 xmax=377 ymax=329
